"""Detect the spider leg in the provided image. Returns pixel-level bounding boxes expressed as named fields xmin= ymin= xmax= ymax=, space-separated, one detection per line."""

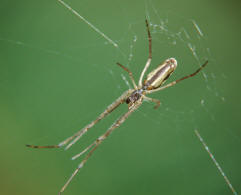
xmin=116 ymin=62 xmax=138 ymax=89
xmin=139 ymin=19 xmax=152 ymax=87
xmin=146 ymin=60 xmax=208 ymax=94
xmin=26 ymin=90 xmax=133 ymax=150
xmin=143 ymin=95 xmax=161 ymax=109
xmin=58 ymin=101 xmax=142 ymax=195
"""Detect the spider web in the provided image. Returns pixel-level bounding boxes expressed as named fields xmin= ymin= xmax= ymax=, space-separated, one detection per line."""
xmin=0 ymin=1 xmax=240 ymax=195
xmin=111 ymin=3 xmax=238 ymax=195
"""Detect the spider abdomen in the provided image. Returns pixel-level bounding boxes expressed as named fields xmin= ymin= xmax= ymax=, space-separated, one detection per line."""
xmin=144 ymin=58 xmax=177 ymax=90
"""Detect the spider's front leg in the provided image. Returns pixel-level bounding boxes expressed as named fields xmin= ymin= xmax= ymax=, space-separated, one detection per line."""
xmin=58 ymin=100 xmax=142 ymax=195
xmin=26 ymin=89 xmax=133 ymax=150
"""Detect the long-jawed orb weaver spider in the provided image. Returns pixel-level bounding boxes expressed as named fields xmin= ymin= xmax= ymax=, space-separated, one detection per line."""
xmin=26 ymin=19 xmax=208 ymax=195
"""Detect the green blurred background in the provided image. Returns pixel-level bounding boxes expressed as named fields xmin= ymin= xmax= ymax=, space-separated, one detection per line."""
xmin=1 ymin=0 xmax=240 ymax=195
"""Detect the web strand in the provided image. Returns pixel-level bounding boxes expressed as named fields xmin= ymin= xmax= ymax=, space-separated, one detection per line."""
xmin=194 ymin=130 xmax=237 ymax=195
xmin=57 ymin=0 xmax=118 ymax=48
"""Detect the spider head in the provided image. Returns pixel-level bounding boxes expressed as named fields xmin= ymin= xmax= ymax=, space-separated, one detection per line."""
xmin=125 ymin=90 xmax=143 ymax=109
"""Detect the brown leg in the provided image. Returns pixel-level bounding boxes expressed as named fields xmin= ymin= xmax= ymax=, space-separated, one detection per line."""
xmin=139 ymin=19 xmax=152 ymax=86
xmin=26 ymin=90 xmax=133 ymax=150
xmin=147 ymin=60 xmax=208 ymax=94
xmin=116 ymin=62 xmax=137 ymax=89
xmin=143 ymin=95 xmax=161 ymax=109
xmin=58 ymin=101 xmax=142 ymax=195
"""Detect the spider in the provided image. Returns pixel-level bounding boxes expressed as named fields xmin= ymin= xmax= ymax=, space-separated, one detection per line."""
xmin=26 ymin=19 xmax=208 ymax=195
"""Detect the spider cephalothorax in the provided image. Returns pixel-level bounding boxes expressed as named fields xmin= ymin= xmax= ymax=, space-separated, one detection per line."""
xmin=126 ymin=58 xmax=178 ymax=109
xmin=125 ymin=89 xmax=143 ymax=105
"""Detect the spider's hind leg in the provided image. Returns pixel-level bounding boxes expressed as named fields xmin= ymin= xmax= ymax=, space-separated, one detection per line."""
xmin=138 ymin=19 xmax=152 ymax=87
